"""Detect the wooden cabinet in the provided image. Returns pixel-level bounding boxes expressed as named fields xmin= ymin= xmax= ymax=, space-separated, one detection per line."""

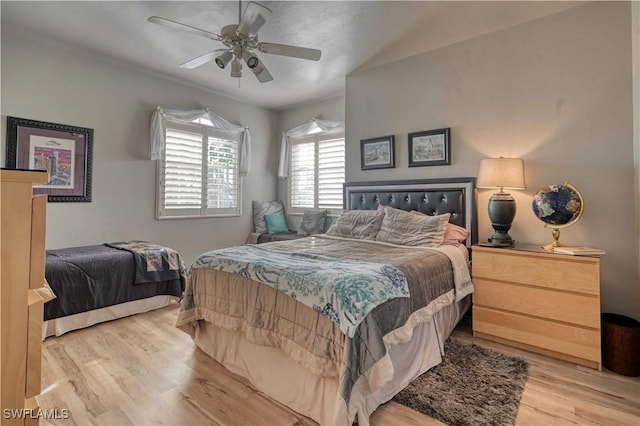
xmin=1 ymin=169 xmax=48 ymax=425
xmin=472 ymin=244 xmax=602 ymax=370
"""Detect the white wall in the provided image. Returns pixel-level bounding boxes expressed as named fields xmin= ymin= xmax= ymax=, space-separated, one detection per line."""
xmin=1 ymin=28 xmax=278 ymax=264
xmin=346 ymin=2 xmax=639 ymax=319
xmin=276 ymin=96 xmax=345 ymax=229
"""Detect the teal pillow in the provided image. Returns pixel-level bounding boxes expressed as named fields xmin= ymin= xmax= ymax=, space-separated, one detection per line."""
xmin=264 ymin=213 xmax=289 ymax=234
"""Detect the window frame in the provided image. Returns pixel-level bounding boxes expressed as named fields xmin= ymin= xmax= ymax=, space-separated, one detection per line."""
xmin=156 ymin=119 xmax=242 ymax=220
xmin=287 ymin=132 xmax=345 ymax=216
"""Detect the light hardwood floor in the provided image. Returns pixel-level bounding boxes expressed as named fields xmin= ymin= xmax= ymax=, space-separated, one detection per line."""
xmin=39 ymin=303 xmax=639 ymax=425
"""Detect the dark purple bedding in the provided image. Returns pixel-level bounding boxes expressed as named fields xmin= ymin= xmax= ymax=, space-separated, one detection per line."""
xmin=44 ymin=244 xmax=184 ymax=321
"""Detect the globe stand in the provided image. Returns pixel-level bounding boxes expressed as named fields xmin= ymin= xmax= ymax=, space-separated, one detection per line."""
xmin=542 ymin=227 xmax=563 ymax=252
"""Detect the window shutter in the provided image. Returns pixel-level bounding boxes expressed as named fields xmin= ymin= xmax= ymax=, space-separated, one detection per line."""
xmin=163 ymin=127 xmax=203 ymax=209
xmin=289 ymin=134 xmax=345 ymax=213
xmin=206 ymin=135 xmax=238 ymax=209
xmin=318 ymin=137 xmax=345 ymax=209
xmin=290 ymin=141 xmax=316 ymax=208
xmin=158 ymin=120 xmax=241 ymax=219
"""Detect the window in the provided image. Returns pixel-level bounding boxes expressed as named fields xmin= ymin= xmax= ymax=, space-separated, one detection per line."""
xmin=289 ymin=133 xmax=345 ymax=214
xmin=157 ymin=120 xmax=241 ymax=219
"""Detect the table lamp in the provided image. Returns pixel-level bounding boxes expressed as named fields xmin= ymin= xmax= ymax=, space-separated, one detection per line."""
xmin=477 ymin=157 xmax=525 ymax=247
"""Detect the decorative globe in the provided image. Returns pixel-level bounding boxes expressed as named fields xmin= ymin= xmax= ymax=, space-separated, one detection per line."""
xmin=532 ymin=182 xmax=584 ymax=250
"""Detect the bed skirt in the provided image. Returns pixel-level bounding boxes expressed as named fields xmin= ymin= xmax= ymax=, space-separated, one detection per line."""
xmin=43 ymin=295 xmax=179 ymax=339
xmin=192 ymin=295 xmax=470 ymax=425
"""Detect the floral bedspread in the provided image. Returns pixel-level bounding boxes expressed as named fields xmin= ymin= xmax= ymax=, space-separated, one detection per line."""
xmin=193 ymin=245 xmax=409 ymax=337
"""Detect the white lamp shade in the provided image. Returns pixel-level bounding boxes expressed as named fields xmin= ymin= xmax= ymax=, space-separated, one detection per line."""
xmin=477 ymin=157 xmax=525 ymax=190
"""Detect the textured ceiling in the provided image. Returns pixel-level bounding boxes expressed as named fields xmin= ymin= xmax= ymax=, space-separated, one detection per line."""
xmin=1 ymin=1 xmax=583 ymax=111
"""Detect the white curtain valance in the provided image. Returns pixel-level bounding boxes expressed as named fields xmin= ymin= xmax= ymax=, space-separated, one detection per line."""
xmin=278 ymin=118 xmax=345 ymax=178
xmin=150 ymin=107 xmax=251 ymax=176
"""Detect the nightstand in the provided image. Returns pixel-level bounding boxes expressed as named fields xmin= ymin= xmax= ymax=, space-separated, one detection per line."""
xmin=471 ymin=243 xmax=602 ymax=370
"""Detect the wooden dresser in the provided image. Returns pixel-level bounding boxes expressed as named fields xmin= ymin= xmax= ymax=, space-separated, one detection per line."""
xmin=1 ymin=169 xmax=48 ymax=425
xmin=472 ymin=244 xmax=602 ymax=370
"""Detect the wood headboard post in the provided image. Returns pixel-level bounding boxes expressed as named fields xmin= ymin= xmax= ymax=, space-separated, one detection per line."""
xmin=343 ymin=177 xmax=477 ymax=247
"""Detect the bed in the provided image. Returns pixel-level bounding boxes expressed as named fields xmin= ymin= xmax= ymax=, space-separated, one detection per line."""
xmin=176 ymin=178 xmax=477 ymax=425
xmin=43 ymin=242 xmax=185 ymax=338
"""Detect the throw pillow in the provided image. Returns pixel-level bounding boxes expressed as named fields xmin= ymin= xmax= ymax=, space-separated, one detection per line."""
xmin=253 ymin=200 xmax=284 ymax=234
xmin=298 ymin=209 xmax=328 ymax=236
xmin=264 ymin=213 xmax=289 ymax=234
xmin=444 ymin=222 xmax=469 ymax=243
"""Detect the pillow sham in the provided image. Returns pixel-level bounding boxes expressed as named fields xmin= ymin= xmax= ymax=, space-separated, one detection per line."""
xmin=410 ymin=210 xmax=469 ymax=243
xmin=252 ymin=200 xmax=284 ymax=234
xmin=297 ymin=209 xmax=328 ymax=236
xmin=443 ymin=222 xmax=469 ymax=243
xmin=376 ymin=206 xmax=450 ymax=247
xmin=264 ymin=213 xmax=289 ymax=234
xmin=326 ymin=210 xmax=384 ymax=240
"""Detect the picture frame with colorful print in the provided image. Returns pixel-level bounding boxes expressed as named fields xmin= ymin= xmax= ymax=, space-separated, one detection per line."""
xmin=5 ymin=116 xmax=93 ymax=202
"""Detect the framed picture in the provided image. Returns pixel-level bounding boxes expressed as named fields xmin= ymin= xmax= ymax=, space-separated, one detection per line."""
xmin=5 ymin=116 xmax=93 ymax=202
xmin=408 ymin=128 xmax=450 ymax=167
xmin=360 ymin=135 xmax=395 ymax=170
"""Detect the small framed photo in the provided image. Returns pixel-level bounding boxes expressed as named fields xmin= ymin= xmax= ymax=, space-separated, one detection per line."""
xmin=360 ymin=135 xmax=395 ymax=170
xmin=5 ymin=116 xmax=93 ymax=202
xmin=408 ymin=128 xmax=450 ymax=167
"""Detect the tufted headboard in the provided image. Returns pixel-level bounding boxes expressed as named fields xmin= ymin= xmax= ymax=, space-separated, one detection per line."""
xmin=343 ymin=177 xmax=477 ymax=247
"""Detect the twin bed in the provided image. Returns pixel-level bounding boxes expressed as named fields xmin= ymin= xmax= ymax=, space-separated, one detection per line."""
xmin=176 ymin=178 xmax=477 ymax=425
xmin=43 ymin=242 xmax=185 ymax=338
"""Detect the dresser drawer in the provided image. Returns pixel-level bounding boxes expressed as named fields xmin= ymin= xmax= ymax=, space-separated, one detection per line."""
xmin=472 ymin=250 xmax=599 ymax=295
xmin=473 ymin=278 xmax=600 ymax=329
xmin=473 ymin=306 xmax=601 ymax=364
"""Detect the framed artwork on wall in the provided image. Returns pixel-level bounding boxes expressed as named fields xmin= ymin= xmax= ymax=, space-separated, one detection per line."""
xmin=5 ymin=116 xmax=93 ymax=202
xmin=360 ymin=135 xmax=395 ymax=170
xmin=408 ymin=127 xmax=450 ymax=167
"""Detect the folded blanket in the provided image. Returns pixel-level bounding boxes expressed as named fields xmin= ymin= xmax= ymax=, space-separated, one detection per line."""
xmin=105 ymin=241 xmax=186 ymax=285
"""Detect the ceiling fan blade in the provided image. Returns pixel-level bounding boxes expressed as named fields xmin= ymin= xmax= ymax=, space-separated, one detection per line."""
xmin=236 ymin=2 xmax=272 ymax=39
xmin=148 ymin=16 xmax=222 ymax=41
xmin=257 ymin=42 xmax=321 ymax=61
xmin=179 ymin=50 xmax=225 ymax=69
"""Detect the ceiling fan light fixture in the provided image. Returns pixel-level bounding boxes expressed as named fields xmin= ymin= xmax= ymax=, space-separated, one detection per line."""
xmin=246 ymin=56 xmax=259 ymax=69
xmin=215 ymin=51 xmax=233 ymax=69
xmin=242 ymin=50 xmax=273 ymax=82
xmin=230 ymin=58 xmax=242 ymax=78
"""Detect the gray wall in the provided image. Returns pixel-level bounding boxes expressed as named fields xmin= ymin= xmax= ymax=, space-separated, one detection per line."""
xmin=1 ymin=28 xmax=278 ymax=264
xmin=346 ymin=2 xmax=639 ymax=319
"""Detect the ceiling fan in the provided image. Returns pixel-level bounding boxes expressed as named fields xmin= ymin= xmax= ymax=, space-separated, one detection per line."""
xmin=148 ymin=1 xmax=322 ymax=83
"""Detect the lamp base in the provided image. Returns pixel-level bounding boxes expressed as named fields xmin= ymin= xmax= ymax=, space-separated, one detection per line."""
xmin=487 ymin=192 xmax=517 ymax=247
